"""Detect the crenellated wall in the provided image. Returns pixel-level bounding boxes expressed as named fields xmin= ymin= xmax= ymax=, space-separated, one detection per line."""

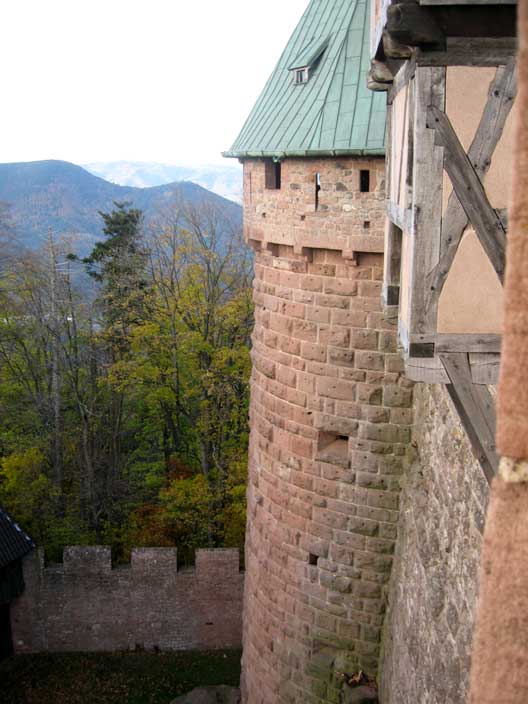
xmin=11 ymin=546 xmax=243 ymax=654
xmin=240 ymin=157 xmax=414 ymax=703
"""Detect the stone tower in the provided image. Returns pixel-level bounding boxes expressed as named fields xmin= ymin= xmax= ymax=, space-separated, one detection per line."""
xmin=224 ymin=1 xmax=412 ymax=702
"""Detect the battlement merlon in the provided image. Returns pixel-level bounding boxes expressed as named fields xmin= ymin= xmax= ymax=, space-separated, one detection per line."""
xmin=30 ymin=545 xmax=242 ymax=577
xmin=63 ymin=546 xmax=111 ymax=575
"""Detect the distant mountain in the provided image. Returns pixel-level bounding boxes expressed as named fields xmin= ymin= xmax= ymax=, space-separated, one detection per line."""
xmin=0 ymin=160 xmax=242 ymax=254
xmin=84 ymin=161 xmax=243 ymax=204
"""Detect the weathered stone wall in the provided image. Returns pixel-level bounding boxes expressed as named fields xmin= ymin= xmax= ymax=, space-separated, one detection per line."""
xmin=240 ymin=156 xmax=414 ymax=704
xmin=11 ymin=546 xmax=243 ymax=653
xmin=379 ymin=383 xmax=490 ymax=704
xmin=243 ymin=157 xmax=386 ymax=256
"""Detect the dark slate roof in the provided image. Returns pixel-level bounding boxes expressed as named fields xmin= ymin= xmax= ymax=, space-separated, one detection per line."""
xmin=0 ymin=507 xmax=35 ymax=569
xmin=223 ymin=0 xmax=386 ymax=159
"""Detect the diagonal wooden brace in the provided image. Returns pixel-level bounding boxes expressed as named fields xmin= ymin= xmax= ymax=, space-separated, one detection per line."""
xmin=439 ymin=352 xmax=499 ymax=484
xmin=426 ymin=106 xmax=507 ymax=283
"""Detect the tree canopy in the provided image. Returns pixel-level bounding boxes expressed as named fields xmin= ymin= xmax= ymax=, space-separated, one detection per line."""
xmin=0 ymin=200 xmax=253 ymax=564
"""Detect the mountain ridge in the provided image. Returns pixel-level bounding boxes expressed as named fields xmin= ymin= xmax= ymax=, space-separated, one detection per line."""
xmin=0 ymin=160 xmax=242 ymax=254
xmin=84 ymin=160 xmax=242 ymax=203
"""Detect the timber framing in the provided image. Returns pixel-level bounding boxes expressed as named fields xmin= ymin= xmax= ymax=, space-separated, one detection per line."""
xmin=370 ymin=0 xmax=518 ymax=481
xmin=440 ymin=353 xmax=499 ymax=484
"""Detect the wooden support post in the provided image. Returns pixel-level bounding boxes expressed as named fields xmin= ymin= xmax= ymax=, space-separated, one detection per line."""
xmin=410 ymin=67 xmax=445 ymax=333
xmin=440 ymin=352 xmax=498 ymax=484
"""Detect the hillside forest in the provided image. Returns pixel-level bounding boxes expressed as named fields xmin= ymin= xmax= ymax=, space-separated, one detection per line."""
xmin=0 ymin=199 xmax=253 ymax=563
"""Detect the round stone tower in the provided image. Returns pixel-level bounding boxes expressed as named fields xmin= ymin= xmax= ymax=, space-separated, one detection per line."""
xmin=224 ymin=1 xmax=412 ymax=702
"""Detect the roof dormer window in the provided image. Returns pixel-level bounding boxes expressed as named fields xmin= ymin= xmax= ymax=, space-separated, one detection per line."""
xmin=294 ymin=67 xmax=309 ymax=85
xmin=288 ymin=35 xmax=329 ymax=86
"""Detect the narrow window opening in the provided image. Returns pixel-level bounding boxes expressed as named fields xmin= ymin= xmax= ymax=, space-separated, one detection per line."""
xmin=308 ymin=553 xmax=319 ymax=566
xmin=315 ymin=172 xmax=321 ymax=210
xmin=265 ymin=160 xmax=281 ymax=190
xmin=363 ymin=220 xmax=370 ymax=229
xmin=360 ymin=169 xmax=370 ymax=193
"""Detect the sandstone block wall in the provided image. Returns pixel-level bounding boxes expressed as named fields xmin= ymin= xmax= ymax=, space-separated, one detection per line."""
xmin=243 ymin=157 xmax=386 ymax=256
xmin=379 ymin=384 xmax=490 ymax=704
xmin=241 ymin=156 xmax=413 ymax=704
xmin=11 ymin=546 xmax=243 ymax=653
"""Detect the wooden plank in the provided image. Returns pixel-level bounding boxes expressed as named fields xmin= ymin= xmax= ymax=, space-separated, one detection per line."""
xmin=405 ymin=352 xmax=500 ymax=384
xmin=440 ymin=352 xmax=498 ymax=484
xmin=386 ymin=103 xmax=393 ymax=206
xmin=387 ymin=58 xmax=416 ymax=105
xmin=427 ymin=105 xmax=507 ymax=281
xmin=383 ymin=220 xmax=403 ymax=306
xmin=425 ymin=62 xmax=515 ymax=314
xmin=409 ymin=333 xmax=501 ymax=353
xmin=420 ymin=0 xmax=516 ymax=6
xmin=435 ymin=334 xmax=501 ymax=353
xmin=411 ymin=67 xmax=446 ymax=333
xmin=469 ymin=353 xmax=500 ymax=384
xmin=416 ymin=37 xmax=517 ymax=66
xmin=405 ymin=356 xmax=449 ymax=383
xmin=387 ymin=201 xmax=413 ymax=233
xmin=404 ymin=76 xmax=415 ymax=210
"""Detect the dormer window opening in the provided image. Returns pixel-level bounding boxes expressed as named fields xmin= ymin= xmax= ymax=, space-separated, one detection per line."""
xmin=265 ymin=160 xmax=281 ymax=190
xmin=294 ymin=67 xmax=309 ymax=85
xmin=288 ymin=35 xmax=330 ymax=86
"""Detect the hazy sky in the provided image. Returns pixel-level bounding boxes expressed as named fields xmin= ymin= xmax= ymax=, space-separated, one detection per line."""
xmin=2 ymin=0 xmax=310 ymax=167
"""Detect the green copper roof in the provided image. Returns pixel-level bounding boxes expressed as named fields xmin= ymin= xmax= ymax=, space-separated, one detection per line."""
xmin=223 ymin=0 xmax=386 ymax=159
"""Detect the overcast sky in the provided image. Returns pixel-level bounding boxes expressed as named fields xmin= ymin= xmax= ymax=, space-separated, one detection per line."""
xmin=2 ymin=0 xmax=310 ymax=167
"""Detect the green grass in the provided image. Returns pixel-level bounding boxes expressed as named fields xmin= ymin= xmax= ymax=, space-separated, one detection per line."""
xmin=0 ymin=650 xmax=242 ymax=704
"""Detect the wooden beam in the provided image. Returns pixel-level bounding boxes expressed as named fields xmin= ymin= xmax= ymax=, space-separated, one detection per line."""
xmin=425 ymin=62 xmax=515 ymax=313
xmin=383 ymin=221 xmax=403 ymax=307
xmin=410 ymin=333 xmax=501 ymax=353
xmin=416 ymin=37 xmax=517 ymax=66
xmin=419 ymin=0 xmax=516 ymax=6
xmin=383 ymin=32 xmax=413 ymax=59
xmin=440 ymin=352 xmax=498 ymax=484
xmin=370 ymin=59 xmax=394 ymax=84
xmin=404 ymin=353 xmax=499 ymax=384
xmin=387 ymin=201 xmax=413 ymax=233
xmin=427 ymin=105 xmax=507 ymax=282
xmin=387 ymin=57 xmax=416 ymax=104
xmin=368 ymin=76 xmax=391 ymax=91
xmin=411 ymin=67 xmax=446 ymax=333
xmin=469 ymin=353 xmax=500 ymax=385
xmin=386 ymin=4 xmax=445 ymax=46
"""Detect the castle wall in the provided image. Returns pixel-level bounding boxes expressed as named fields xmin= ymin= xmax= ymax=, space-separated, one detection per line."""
xmin=241 ymin=157 xmax=413 ymax=703
xmin=11 ymin=546 xmax=243 ymax=653
xmin=243 ymin=157 xmax=386 ymax=256
xmin=379 ymin=383 xmax=489 ymax=704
